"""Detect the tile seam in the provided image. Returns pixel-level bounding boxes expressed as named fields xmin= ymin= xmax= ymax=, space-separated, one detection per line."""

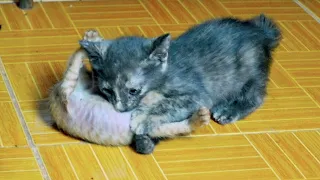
xmin=0 ymin=58 xmax=51 ymax=180
xmin=294 ymin=0 xmax=320 ymax=23
xmin=292 ymin=132 xmax=320 ymax=165
xmin=61 ymin=145 xmax=80 ymax=180
xmin=166 ymin=167 xmax=271 ymax=176
xmin=275 ymin=61 xmax=320 ymax=108
xmin=243 ymin=134 xmax=281 ymax=180
xmin=151 ymin=154 xmax=168 ymax=180
xmin=118 ymin=147 xmax=139 ymax=180
xmin=58 ymin=1 xmax=82 ymax=38
xmin=267 ymin=133 xmax=306 ymax=178
xmin=88 ymin=145 xmax=109 ymax=180
xmin=0 ymin=5 xmax=12 ymax=31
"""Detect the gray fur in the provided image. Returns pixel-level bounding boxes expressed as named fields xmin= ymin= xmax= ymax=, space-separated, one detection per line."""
xmin=80 ymin=14 xmax=281 ymax=136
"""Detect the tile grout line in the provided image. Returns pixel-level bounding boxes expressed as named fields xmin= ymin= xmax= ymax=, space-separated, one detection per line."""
xmin=294 ymin=0 xmax=320 ymax=23
xmin=0 ymin=169 xmax=40 ymax=173
xmin=137 ymin=25 xmax=147 ymax=36
xmin=189 ymin=128 xmax=320 ymax=137
xmin=166 ymin=167 xmax=271 ymax=176
xmin=208 ymin=123 xmax=217 ymax=134
xmin=197 ymin=0 xmax=215 ymax=18
xmin=282 ymin=68 xmax=320 ymax=71
xmin=298 ymin=21 xmax=320 ymax=42
xmin=25 ymin=62 xmax=43 ymax=99
xmin=138 ymin=0 xmax=165 ymax=33
xmin=118 ymin=147 xmax=139 ymax=180
xmin=68 ymin=10 xmax=146 ymax=15
xmin=279 ymin=44 xmax=289 ymax=51
xmin=0 ymin=157 xmax=36 ymax=160
xmin=48 ymin=62 xmax=60 ymax=81
xmin=23 ymin=10 xmax=34 ymax=30
xmin=0 ymin=43 xmax=77 ymax=48
xmin=117 ymin=26 xmax=125 ymax=36
xmin=178 ymin=0 xmax=198 ymax=23
xmin=0 ymin=5 xmax=12 ymax=31
xmin=151 ymin=154 xmax=168 ymax=180
xmin=275 ymin=61 xmax=320 ymax=108
xmin=0 ymin=131 xmax=3 ymax=147
xmin=243 ymin=134 xmax=281 ymax=180
xmin=157 ymin=0 xmax=179 ymax=24
xmin=293 ymin=77 xmax=320 ymax=80
xmin=221 ymin=7 xmax=304 ymax=10
xmin=158 ymin=155 xmax=261 ymax=164
xmin=218 ymin=0 xmax=232 ymax=15
xmin=279 ymin=22 xmax=310 ymax=51
xmin=267 ymin=133 xmax=306 ymax=179
xmin=73 ymin=17 xmax=154 ymax=22
xmin=89 ymin=145 xmax=110 ymax=180
xmin=269 ymin=78 xmax=280 ymax=88
xmin=61 ymin=145 xmax=80 ymax=180
xmin=292 ymin=132 xmax=320 ymax=165
xmin=0 ymin=58 xmax=51 ymax=180
xmin=0 ymin=35 xmax=80 ymax=40
xmin=39 ymin=3 xmax=55 ymax=29
xmin=58 ymin=1 xmax=82 ymax=39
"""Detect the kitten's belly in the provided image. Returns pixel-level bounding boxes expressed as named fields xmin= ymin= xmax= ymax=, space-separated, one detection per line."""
xmin=66 ymin=91 xmax=133 ymax=145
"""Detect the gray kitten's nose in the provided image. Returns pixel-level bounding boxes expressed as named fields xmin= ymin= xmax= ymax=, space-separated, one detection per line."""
xmin=115 ymin=101 xmax=126 ymax=112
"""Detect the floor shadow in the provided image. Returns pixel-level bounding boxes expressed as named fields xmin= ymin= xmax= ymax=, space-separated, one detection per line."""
xmin=36 ymin=99 xmax=59 ymax=131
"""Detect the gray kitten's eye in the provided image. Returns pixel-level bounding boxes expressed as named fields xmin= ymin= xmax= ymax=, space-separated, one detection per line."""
xmin=129 ymin=88 xmax=141 ymax=96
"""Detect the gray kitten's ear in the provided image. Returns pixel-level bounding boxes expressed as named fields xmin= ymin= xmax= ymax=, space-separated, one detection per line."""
xmin=79 ymin=40 xmax=111 ymax=57
xmin=149 ymin=33 xmax=171 ymax=63
xmin=79 ymin=40 xmax=111 ymax=70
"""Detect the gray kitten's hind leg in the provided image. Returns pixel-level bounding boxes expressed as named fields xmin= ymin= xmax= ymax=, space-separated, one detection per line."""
xmin=212 ymin=80 xmax=266 ymax=124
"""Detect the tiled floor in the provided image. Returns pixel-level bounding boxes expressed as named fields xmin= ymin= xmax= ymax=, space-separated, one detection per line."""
xmin=0 ymin=0 xmax=319 ymax=179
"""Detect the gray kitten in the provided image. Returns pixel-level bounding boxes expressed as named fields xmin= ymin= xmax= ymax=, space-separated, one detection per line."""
xmin=80 ymin=14 xmax=281 ymax=149
xmin=50 ymin=30 xmax=210 ymax=153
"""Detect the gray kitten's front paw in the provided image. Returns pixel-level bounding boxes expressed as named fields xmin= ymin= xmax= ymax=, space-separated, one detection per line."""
xmin=134 ymin=134 xmax=155 ymax=154
xmin=130 ymin=109 xmax=146 ymax=133
xmin=130 ymin=107 xmax=152 ymax=134
xmin=131 ymin=115 xmax=161 ymax=135
xmin=212 ymin=106 xmax=240 ymax=125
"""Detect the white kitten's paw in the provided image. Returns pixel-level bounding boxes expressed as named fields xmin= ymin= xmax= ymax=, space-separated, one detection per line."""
xmin=190 ymin=107 xmax=211 ymax=128
xmin=83 ymin=29 xmax=102 ymax=42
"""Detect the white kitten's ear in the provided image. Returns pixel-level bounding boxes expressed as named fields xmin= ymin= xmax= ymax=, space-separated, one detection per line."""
xmin=79 ymin=40 xmax=111 ymax=70
xmin=149 ymin=33 xmax=171 ymax=63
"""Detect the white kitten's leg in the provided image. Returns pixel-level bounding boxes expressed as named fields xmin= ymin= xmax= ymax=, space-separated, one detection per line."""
xmin=148 ymin=107 xmax=210 ymax=137
xmin=83 ymin=29 xmax=103 ymax=42
xmin=60 ymin=49 xmax=87 ymax=99
xmin=60 ymin=29 xmax=102 ymax=100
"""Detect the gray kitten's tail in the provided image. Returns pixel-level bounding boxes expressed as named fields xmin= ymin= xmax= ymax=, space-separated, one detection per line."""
xmin=249 ymin=14 xmax=282 ymax=49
